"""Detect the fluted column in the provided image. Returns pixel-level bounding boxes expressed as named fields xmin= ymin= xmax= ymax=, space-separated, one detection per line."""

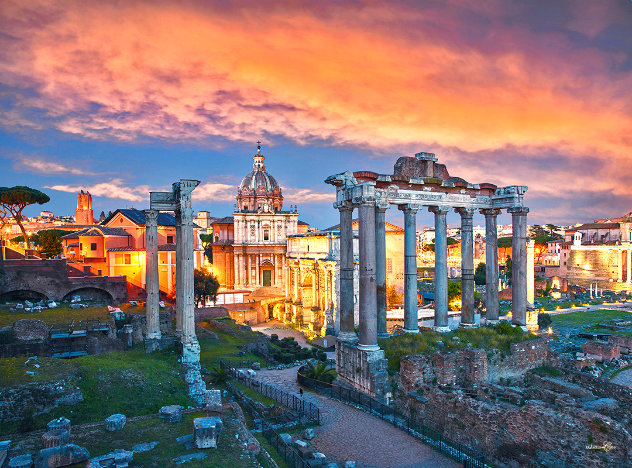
xmin=509 ymin=207 xmax=529 ymax=328
xmin=337 ymin=203 xmax=356 ymax=342
xmin=358 ymin=202 xmax=379 ymax=351
xmin=144 ymin=209 xmax=161 ymax=343
xmin=399 ymin=204 xmax=419 ymax=333
xmin=375 ymin=203 xmax=389 ymax=338
xmin=527 ymin=239 xmax=535 ymax=307
xmin=481 ymin=209 xmax=500 ymax=322
xmin=627 ymin=250 xmax=631 ymax=284
xmin=175 ymin=210 xmax=183 ymax=337
xmin=457 ymin=207 xmax=476 ymax=327
xmin=430 ymin=206 xmax=450 ymax=332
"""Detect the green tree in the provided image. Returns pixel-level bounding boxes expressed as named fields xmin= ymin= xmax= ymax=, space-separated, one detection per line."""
xmin=200 ymin=233 xmax=213 ymax=263
xmin=504 ymin=255 xmax=512 ymax=285
xmin=194 ymin=268 xmax=220 ymax=306
xmin=497 ymin=237 xmax=512 ymax=248
xmin=38 ymin=230 xmax=64 ymax=257
xmin=529 ymin=224 xmax=548 ymax=238
xmin=545 ymin=223 xmax=561 ymax=237
xmin=474 ymin=262 xmax=486 ymax=285
xmin=0 ymin=186 xmax=50 ymax=249
xmin=386 ymin=284 xmax=402 ymax=309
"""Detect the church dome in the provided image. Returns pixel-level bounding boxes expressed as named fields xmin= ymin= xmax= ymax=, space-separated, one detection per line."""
xmin=236 ymin=144 xmax=284 ymax=212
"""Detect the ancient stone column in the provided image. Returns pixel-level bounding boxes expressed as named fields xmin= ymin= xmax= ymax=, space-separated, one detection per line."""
xmin=399 ymin=204 xmax=419 ymax=333
xmin=358 ymin=202 xmax=379 ymax=351
xmin=144 ymin=209 xmax=161 ymax=347
xmin=481 ymin=209 xmax=500 ymax=323
xmin=457 ymin=207 xmax=476 ymax=327
xmin=375 ymin=203 xmax=389 ymax=338
xmin=527 ymin=239 xmax=535 ymax=308
xmin=175 ymin=210 xmax=183 ymax=337
xmin=176 ymin=181 xmax=200 ymax=350
xmin=430 ymin=206 xmax=450 ymax=332
xmin=337 ymin=203 xmax=356 ymax=342
xmin=509 ymin=207 xmax=529 ymax=328
xmin=627 ymin=250 xmax=631 ymax=284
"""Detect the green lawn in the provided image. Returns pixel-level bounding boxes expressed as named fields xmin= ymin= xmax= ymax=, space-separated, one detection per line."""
xmin=550 ymin=309 xmax=632 ymax=330
xmin=0 ymin=303 xmax=146 ymax=327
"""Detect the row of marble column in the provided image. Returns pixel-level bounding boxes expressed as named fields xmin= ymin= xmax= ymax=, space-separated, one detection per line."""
xmin=337 ymin=201 xmax=530 ymax=349
xmin=144 ymin=205 xmax=197 ymax=346
xmin=235 ymin=253 xmax=285 ymax=288
xmin=287 ymin=264 xmax=335 ymax=314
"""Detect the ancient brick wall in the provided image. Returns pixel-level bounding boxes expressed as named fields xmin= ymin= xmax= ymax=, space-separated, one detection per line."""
xmin=583 ymin=341 xmax=621 ymax=362
xmin=566 ymin=370 xmax=632 ymax=408
xmin=608 ymin=335 xmax=632 ymax=353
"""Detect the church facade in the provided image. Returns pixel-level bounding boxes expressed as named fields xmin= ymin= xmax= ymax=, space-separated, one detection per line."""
xmin=211 ymin=145 xmax=308 ymax=291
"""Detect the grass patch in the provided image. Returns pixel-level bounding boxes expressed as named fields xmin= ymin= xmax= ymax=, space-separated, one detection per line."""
xmin=231 ymin=380 xmax=276 ymax=406
xmin=0 ymin=303 xmax=147 ymax=327
xmin=551 ymin=309 xmax=632 ymax=329
xmin=379 ymin=323 xmax=537 ymax=371
xmin=530 ymin=365 xmax=562 ymax=378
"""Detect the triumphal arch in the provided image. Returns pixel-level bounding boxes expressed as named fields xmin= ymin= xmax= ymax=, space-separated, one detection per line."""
xmin=325 ymin=152 xmax=533 ymax=396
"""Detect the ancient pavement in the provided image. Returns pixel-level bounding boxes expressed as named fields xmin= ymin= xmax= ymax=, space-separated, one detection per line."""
xmin=255 ymin=366 xmax=459 ymax=468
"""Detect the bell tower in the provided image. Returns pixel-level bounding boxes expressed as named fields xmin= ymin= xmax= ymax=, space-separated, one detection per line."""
xmin=76 ymin=191 xmax=94 ymax=225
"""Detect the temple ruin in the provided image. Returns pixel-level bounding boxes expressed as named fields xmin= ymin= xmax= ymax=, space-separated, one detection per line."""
xmin=325 ymin=152 xmax=536 ymax=396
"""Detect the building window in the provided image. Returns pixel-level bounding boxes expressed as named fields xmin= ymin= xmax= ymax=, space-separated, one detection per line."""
xmin=167 ymin=235 xmax=174 ymax=244
xmin=264 ymin=230 xmax=269 ymax=241
xmin=97 ymin=269 xmax=102 ymax=275
xmin=124 ymin=254 xmax=131 ymax=265
xmin=79 ymin=243 xmax=83 ymax=250
xmin=387 ymin=258 xmax=393 ymax=274
xmin=90 ymin=243 xmax=97 ymax=251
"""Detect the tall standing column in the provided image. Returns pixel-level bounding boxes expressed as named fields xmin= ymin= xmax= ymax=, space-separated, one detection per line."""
xmin=175 ymin=210 xmax=183 ymax=337
xmin=144 ymin=209 xmax=161 ymax=345
xmin=375 ymin=203 xmax=389 ymax=338
xmin=627 ymin=250 xmax=631 ymax=284
xmin=358 ymin=202 xmax=379 ymax=351
xmin=399 ymin=204 xmax=419 ymax=333
xmin=337 ymin=203 xmax=356 ymax=342
xmin=457 ymin=207 xmax=476 ymax=327
xmin=481 ymin=209 xmax=500 ymax=322
xmin=430 ymin=206 xmax=450 ymax=332
xmin=509 ymin=207 xmax=529 ymax=328
xmin=527 ymin=239 xmax=535 ymax=307
xmin=177 ymin=181 xmax=199 ymax=345
xmin=255 ymin=254 xmax=260 ymax=286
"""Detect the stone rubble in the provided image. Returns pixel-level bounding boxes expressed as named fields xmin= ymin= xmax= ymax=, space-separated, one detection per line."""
xmin=104 ymin=414 xmax=126 ymax=431
xmin=192 ymin=416 xmax=223 ymax=449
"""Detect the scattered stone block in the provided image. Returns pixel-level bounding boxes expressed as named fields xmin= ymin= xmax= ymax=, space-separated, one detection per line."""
xmin=294 ymin=440 xmax=308 ymax=449
xmin=173 ymin=453 xmax=208 ymax=464
xmin=326 ymin=464 xmax=341 ymax=468
xmin=313 ymin=452 xmax=326 ymax=460
xmin=105 ymin=414 xmax=126 ymax=431
xmin=8 ymin=454 xmax=33 ymax=468
xmin=46 ymin=417 xmax=71 ymax=435
xmin=279 ymin=433 xmax=292 ymax=445
xmin=205 ymin=389 xmax=222 ymax=413
xmin=251 ymin=362 xmax=261 ymax=370
xmin=89 ymin=448 xmax=133 ymax=468
xmin=304 ymin=428 xmax=315 ymax=440
xmin=193 ymin=417 xmax=223 ymax=449
xmin=41 ymin=429 xmax=69 ymax=448
xmin=131 ymin=442 xmax=158 ymax=453
xmin=0 ymin=440 xmax=11 ymax=451
xmin=159 ymin=405 xmax=183 ymax=423
xmin=344 ymin=462 xmax=356 ymax=468
xmin=34 ymin=444 xmax=89 ymax=468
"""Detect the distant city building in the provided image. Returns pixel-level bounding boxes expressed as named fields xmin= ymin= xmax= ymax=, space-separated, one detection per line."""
xmin=76 ymin=190 xmax=94 ymax=225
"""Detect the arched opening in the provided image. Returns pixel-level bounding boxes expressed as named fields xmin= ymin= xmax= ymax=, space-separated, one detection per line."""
xmin=260 ymin=260 xmax=274 ymax=287
xmin=0 ymin=290 xmax=49 ymax=302
xmin=301 ymin=273 xmax=313 ymax=309
xmin=62 ymin=288 xmax=114 ymax=304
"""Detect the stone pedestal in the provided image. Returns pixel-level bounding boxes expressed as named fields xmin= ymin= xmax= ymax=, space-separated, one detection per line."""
xmin=42 ymin=429 xmax=69 ymax=448
xmin=144 ymin=338 xmax=161 ymax=353
xmin=159 ymin=405 xmax=183 ymax=423
xmin=46 ymin=417 xmax=71 ymax=436
xmin=335 ymin=340 xmax=389 ymax=397
xmin=181 ymin=340 xmax=201 ymax=367
xmin=193 ymin=417 xmax=223 ymax=449
xmin=526 ymin=308 xmax=539 ymax=331
xmin=35 ymin=444 xmax=89 ymax=468
xmin=205 ymin=389 xmax=222 ymax=414
xmin=105 ymin=414 xmax=126 ymax=431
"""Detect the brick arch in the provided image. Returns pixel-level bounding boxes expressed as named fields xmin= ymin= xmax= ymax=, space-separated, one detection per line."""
xmin=0 ymin=289 xmax=50 ymax=302
xmin=62 ymin=287 xmax=114 ymax=304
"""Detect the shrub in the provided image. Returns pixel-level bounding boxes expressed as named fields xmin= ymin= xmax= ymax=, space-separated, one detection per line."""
xmin=270 ymin=334 xmax=278 ymax=342
xmin=537 ymin=313 xmax=552 ymax=328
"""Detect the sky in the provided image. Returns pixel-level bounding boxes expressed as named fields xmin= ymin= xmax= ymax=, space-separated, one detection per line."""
xmin=1 ymin=0 xmax=631 ymax=230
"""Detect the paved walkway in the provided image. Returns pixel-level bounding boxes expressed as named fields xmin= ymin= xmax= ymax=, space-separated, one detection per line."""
xmin=255 ymin=366 xmax=459 ymax=468
xmin=612 ymin=368 xmax=632 ymax=388
xmin=251 ymin=320 xmax=314 ymax=348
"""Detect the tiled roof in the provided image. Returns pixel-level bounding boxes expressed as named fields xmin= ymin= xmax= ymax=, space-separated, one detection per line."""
xmin=298 ymin=220 xmax=309 ymax=226
xmin=212 ymin=216 xmax=234 ymax=225
xmin=102 ymin=208 xmax=177 ymax=227
xmin=576 ymin=222 xmax=620 ymax=230
xmin=61 ymin=226 xmax=131 ymax=239
xmin=107 ymin=244 xmax=176 ymax=252
xmin=107 ymin=246 xmax=136 ymax=252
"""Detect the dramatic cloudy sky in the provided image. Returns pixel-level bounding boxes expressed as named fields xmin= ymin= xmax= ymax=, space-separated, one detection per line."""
xmin=1 ymin=0 xmax=631 ymax=229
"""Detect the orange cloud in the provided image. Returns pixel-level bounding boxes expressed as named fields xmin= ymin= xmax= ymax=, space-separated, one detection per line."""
xmin=2 ymin=0 xmax=632 ymax=201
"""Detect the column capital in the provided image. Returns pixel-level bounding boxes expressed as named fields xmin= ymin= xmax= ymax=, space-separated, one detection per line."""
xmin=375 ymin=201 xmax=390 ymax=212
xmin=428 ymin=205 xmax=450 ymax=215
xmin=455 ymin=207 xmax=476 ymax=218
xmin=144 ymin=209 xmax=159 ymax=225
xmin=480 ymin=208 xmax=501 ymax=217
xmin=398 ymin=203 xmax=419 ymax=213
xmin=508 ymin=206 xmax=529 ymax=215
xmin=334 ymin=200 xmax=354 ymax=211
